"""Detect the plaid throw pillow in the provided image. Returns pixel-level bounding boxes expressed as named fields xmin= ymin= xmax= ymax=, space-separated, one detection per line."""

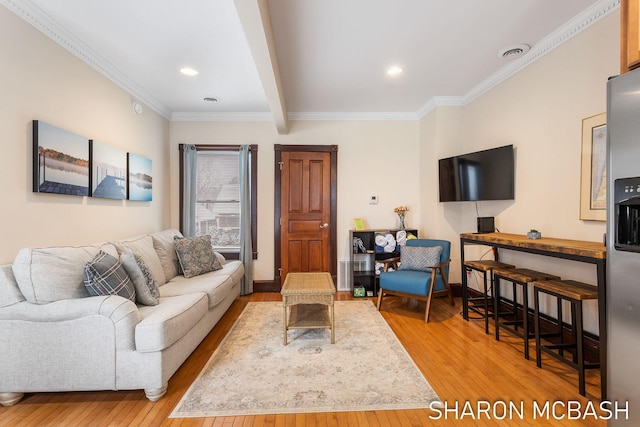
xmin=83 ymin=251 xmax=135 ymax=302
xmin=398 ymin=246 xmax=443 ymax=272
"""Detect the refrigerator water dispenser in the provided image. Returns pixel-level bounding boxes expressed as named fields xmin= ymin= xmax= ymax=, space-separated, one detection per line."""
xmin=614 ymin=177 xmax=640 ymax=251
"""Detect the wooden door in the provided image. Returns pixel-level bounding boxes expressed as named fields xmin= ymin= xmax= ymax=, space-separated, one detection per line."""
xmin=275 ymin=145 xmax=337 ymax=289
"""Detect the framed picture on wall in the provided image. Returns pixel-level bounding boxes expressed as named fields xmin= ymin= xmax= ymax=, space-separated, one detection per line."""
xmin=127 ymin=153 xmax=152 ymax=201
xmin=32 ymin=120 xmax=89 ymax=196
xmin=90 ymin=140 xmax=127 ymax=200
xmin=580 ymin=112 xmax=606 ymax=221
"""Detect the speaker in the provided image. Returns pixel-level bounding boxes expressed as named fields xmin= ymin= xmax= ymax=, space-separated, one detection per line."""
xmin=477 ymin=217 xmax=495 ymax=234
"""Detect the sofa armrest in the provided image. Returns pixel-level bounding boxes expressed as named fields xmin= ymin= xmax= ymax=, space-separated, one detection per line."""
xmin=0 ymin=295 xmax=139 ymax=324
xmin=0 ymin=296 xmax=141 ymax=393
xmin=0 ymin=296 xmax=140 ymax=352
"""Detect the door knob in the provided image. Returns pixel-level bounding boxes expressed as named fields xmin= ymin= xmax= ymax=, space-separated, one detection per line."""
xmin=320 ymin=223 xmax=329 ymax=229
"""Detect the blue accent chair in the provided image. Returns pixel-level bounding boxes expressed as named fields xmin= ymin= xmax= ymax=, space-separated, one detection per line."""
xmin=377 ymin=239 xmax=455 ymax=322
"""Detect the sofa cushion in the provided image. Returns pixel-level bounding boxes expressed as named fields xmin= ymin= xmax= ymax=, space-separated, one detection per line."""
xmin=173 ymin=235 xmax=222 ymax=278
xmin=151 ymin=229 xmax=183 ymax=282
xmin=113 ymin=235 xmax=167 ymax=285
xmin=161 ymin=273 xmax=232 ymax=309
xmin=135 ymin=293 xmax=208 ymax=352
xmin=84 ymin=251 xmax=136 ymax=302
xmin=120 ymin=252 xmax=159 ymax=306
xmin=0 ymin=265 xmax=25 ymax=308
xmin=12 ymin=243 xmax=118 ymax=304
xmin=399 ymin=245 xmax=442 ymax=272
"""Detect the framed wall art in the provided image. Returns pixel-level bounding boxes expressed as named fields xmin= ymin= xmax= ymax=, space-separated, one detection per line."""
xmin=127 ymin=153 xmax=152 ymax=201
xmin=580 ymin=112 xmax=607 ymax=221
xmin=90 ymin=140 xmax=127 ymax=200
xmin=33 ymin=120 xmax=89 ymax=196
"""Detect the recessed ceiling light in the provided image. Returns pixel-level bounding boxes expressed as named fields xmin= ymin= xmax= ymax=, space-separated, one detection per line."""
xmin=386 ymin=66 xmax=403 ymax=76
xmin=180 ymin=67 xmax=199 ymax=76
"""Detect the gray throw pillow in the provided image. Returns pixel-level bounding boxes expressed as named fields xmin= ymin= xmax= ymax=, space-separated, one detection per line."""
xmin=174 ymin=235 xmax=222 ymax=278
xmin=398 ymin=246 xmax=443 ymax=272
xmin=120 ymin=251 xmax=159 ymax=306
xmin=83 ymin=251 xmax=135 ymax=302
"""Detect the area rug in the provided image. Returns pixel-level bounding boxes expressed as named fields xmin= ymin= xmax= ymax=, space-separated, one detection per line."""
xmin=170 ymin=300 xmax=440 ymax=417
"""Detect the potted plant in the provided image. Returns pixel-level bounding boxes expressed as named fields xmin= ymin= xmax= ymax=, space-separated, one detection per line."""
xmin=527 ymin=229 xmax=542 ymax=239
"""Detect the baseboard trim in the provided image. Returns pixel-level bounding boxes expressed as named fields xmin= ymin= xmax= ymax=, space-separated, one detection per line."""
xmin=254 ymin=280 xmax=278 ymax=292
xmin=450 ymin=282 xmax=462 ymax=297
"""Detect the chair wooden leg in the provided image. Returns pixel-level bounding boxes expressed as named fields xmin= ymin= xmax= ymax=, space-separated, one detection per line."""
xmin=376 ymin=289 xmax=384 ymax=311
xmin=424 ymin=290 xmax=434 ymax=322
xmin=424 ymin=270 xmax=438 ymax=322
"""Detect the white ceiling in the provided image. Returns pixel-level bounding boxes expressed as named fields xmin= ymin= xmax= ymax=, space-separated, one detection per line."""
xmin=4 ymin=0 xmax=619 ymax=134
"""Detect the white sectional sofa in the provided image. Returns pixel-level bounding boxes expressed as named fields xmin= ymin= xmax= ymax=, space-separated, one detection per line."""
xmin=0 ymin=229 xmax=243 ymax=406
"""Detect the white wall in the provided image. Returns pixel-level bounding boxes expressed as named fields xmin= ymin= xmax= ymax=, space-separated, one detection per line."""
xmin=0 ymin=7 xmax=171 ymax=264
xmin=422 ymin=12 xmax=619 ymax=333
xmin=169 ymin=119 xmax=420 ymax=285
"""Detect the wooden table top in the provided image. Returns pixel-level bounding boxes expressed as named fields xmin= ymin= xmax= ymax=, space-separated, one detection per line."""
xmin=460 ymin=232 xmax=606 ymax=260
xmin=281 ymin=272 xmax=336 ymax=295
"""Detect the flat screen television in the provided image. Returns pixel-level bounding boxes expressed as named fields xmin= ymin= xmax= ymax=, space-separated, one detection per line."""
xmin=438 ymin=144 xmax=515 ymax=202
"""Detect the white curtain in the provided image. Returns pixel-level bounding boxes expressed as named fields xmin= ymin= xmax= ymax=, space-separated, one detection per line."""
xmin=181 ymin=144 xmax=197 ymax=237
xmin=239 ymin=145 xmax=254 ymax=295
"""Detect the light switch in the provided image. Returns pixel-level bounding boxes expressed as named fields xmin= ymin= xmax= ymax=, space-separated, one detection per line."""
xmin=369 ymin=195 xmax=378 ymax=205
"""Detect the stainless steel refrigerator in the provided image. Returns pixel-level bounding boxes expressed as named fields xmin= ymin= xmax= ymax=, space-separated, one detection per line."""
xmin=606 ymin=67 xmax=640 ymax=425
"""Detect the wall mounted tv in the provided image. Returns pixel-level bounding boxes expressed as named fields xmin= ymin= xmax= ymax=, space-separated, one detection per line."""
xmin=438 ymin=144 xmax=515 ymax=202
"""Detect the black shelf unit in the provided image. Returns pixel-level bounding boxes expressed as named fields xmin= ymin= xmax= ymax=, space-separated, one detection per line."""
xmin=349 ymin=229 xmax=418 ymax=297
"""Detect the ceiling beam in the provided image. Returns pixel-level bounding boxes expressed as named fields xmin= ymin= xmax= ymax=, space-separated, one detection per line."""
xmin=234 ymin=0 xmax=289 ymax=135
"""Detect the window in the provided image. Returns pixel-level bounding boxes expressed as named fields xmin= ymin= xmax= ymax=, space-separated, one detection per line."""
xmin=179 ymin=144 xmax=257 ymax=259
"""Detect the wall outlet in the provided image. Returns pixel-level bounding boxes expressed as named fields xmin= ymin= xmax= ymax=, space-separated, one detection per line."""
xmin=369 ymin=195 xmax=378 ymax=205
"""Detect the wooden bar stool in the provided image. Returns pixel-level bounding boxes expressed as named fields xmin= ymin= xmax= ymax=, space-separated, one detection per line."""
xmin=463 ymin=260 xmax=515 ymax=334
xmin=533 ymin=279 xmax=600 ymax=396
xmin=493 ymin=268 xmax=560 ymax=359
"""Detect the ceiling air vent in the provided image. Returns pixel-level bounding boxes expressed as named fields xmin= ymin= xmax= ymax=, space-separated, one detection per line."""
xmin=497 ymin=44 xmax=530 ymax=60
xmin=203 ymin=97 xmax=219 ymax=102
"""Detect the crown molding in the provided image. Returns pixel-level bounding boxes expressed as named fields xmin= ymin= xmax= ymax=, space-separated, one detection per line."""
xmin=417 ymin=0 xmax=620 ymax=119
xmin=172 ymin=111 xmax=421 ymax=122
xmin=170 ymin=112 xmax=274 ymax=122
xmin=287 ymin=111 xmax=420 ymax=121
xmin=2 ymin=0 xmax=172 ymax=119
xmin=415 ymin=96 xmax=465 ymax=118
xmin=461 ymin=0 xmax=620 ymax=106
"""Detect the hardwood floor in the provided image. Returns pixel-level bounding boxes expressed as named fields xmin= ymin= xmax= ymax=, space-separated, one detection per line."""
xmin=1 ymin=293 xmax=606 ymax=427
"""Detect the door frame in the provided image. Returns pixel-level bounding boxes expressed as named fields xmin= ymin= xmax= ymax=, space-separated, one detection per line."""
xmin=274 ymin=144 xmax=338 ymax=290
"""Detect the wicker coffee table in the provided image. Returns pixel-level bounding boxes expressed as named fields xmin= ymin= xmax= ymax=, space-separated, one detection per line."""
xmin=281 ymin=272 xmax=336 ymax=345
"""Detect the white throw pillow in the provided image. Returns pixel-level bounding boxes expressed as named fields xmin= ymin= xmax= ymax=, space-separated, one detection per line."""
xmin=151 ymin=229 xmax=183 ymax=282
xmin=12 ymin=243 xmax=118 ymax=304
xmin=113 ymin=235 xmax=167 ymax=285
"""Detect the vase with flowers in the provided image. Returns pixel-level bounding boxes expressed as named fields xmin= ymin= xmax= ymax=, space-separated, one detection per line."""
xmin=394 ymin=206 xmax=409 ymax=230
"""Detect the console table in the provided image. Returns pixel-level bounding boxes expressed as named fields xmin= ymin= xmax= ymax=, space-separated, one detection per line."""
xmin=459 ymin=232 xmax=607 ymax=398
